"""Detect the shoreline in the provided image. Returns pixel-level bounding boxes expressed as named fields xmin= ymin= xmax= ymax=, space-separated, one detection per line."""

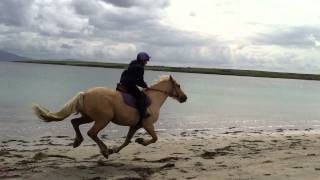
xmin=14 ymin=60 xmax=320 ymax=81
xmin=1 ymin=129 xmax=320 ymax=179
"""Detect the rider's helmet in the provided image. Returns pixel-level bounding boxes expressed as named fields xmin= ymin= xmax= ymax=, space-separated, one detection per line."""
xmin=137 ymin=52 xmax=150 ymax=62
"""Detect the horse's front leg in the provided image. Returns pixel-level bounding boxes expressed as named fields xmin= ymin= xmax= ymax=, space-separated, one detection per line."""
xmin=135 ymin=124 xmax=158 ymax=146
xmin=111 ymin=126 xmax=140 ymax=154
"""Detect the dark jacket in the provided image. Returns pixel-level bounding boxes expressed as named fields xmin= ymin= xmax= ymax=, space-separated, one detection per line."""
xmin=120 ymin=60 xmax=148 ymax=88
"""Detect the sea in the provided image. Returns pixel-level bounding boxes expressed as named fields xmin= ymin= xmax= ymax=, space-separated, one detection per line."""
xmin=1 ymin=61 xmax=320 ymax=141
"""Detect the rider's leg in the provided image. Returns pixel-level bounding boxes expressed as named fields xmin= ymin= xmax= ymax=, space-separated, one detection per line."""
xmin=126 ymin=85 xmax=149 ymax=120
xmin=136 ymin=97 xmax=150 ymax=118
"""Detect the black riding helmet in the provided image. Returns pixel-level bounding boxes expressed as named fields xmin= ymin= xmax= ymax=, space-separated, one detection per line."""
xmin=136 ymin=52 xmax=150 ymax=62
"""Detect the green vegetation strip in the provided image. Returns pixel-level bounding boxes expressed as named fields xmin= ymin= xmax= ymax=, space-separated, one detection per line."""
xmin=15 ymin=60 xmax=320 ymax=81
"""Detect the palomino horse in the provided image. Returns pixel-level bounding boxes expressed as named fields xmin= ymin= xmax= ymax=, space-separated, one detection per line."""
xmin=32 ymin=75 xmax=187 ymax=158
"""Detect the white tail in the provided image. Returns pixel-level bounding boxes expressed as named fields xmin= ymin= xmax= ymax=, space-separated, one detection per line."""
xmin=32 ymin=92 xmax=85 ymax=122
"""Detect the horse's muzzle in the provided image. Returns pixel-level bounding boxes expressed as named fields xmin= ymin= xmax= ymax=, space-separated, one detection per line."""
xmin=179 ymin=95 xmax=187 ymax=103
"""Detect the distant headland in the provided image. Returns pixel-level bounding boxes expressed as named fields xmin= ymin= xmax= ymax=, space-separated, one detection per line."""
xmin=15 ymin=60 xmax=320 ymax=81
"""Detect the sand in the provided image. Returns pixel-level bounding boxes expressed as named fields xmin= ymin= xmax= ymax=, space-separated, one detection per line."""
xmin=1 ymin=128 xmax=320 ymax=180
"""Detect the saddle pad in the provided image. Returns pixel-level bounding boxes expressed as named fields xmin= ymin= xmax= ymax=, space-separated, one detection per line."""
xmin=121 ymin=92 xmax=152 ymax=109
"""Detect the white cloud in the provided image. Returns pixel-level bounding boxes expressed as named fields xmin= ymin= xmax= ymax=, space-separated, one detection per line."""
xmin=308 ymin=34 xmax=320 ymax=47
xmin=101 ymin=0 xmax=169 ymax=8
xmin=0 ymin=0 xmax=320 ymax=73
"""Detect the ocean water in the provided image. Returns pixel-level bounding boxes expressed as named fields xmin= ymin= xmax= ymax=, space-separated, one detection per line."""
xmin=1 ymin=61 xmax=320 ymax=141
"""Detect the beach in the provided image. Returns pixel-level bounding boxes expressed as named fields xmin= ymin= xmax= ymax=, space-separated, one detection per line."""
xmin=1 ymin=128 xmax=320 ymax=180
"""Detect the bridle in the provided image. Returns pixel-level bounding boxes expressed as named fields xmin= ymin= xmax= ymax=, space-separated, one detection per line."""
xmin=145 ymin=78 xmax=179 ymax=98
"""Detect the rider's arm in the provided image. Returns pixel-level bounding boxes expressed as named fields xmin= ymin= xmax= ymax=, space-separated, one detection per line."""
xmin=136 ymin=67 xmax=148 ymax=88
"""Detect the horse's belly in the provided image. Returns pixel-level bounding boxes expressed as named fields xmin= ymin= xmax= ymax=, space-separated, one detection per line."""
xmin=112 ymin=116 xmax=138 ymax=126
xmin=112 ymin=107 xmax=139 ymax=126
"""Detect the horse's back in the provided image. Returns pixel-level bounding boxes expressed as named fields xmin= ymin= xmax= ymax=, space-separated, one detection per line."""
xmin=82 ymin=87 xmax=117 ymax=115
xmin=86 ymin=87 xmax=116 ymax=96
xmin=82 ymin=86 xmax=138 ymax=126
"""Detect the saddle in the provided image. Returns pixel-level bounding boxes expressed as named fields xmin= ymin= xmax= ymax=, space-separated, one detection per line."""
xmin=116 ymin=83 xmax=151 ymax=109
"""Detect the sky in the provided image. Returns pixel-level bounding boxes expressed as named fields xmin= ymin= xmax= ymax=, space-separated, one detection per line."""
xmin=0 ymin=0 xmax=320 ymax=73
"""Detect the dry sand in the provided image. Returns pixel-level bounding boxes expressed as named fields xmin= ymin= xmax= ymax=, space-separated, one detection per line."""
xmin=1 ymin=128 xmax=320 ymax=180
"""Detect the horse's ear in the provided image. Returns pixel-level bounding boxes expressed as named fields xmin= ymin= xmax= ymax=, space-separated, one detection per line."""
xmin=169 ymin=75 xmax=173 ymax=80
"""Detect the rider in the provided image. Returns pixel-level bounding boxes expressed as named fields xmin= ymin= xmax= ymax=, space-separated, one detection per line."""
xmin=119 ymin=52 xmax=151 ymax=122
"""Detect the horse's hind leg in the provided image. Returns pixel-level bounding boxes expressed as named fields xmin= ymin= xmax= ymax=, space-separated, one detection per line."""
xmin=71 ymin=115 xmax=93 ymax=148
xmin=87 ymin=119 xmax=110 ymax=159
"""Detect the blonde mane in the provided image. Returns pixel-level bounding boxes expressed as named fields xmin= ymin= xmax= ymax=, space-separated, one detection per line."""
xmin=150 ymin=75 xmax=170 ymax=86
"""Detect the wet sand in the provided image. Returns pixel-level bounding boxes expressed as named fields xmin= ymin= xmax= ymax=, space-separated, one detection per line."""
xmin=1 ymin=129 xmax=320 ymax=180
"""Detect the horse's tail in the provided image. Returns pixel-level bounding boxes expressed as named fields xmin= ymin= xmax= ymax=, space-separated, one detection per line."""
xmin=32 ymin=92 xmax=85 ymax=122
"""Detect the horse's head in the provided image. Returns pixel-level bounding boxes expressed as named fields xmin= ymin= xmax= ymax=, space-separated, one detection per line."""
xmin=147 ymin=75 xmax=187 ymax=103
xmin=167 ymin=75 xmax=187 ymax=103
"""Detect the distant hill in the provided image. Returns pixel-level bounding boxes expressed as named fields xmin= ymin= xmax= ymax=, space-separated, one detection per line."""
xmin=17 ymin=60 xmax=320 ymax=81
xmin=0 ymin=50 xmax=29 ymax=61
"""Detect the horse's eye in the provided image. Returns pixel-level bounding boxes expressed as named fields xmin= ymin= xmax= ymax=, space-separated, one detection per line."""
xmin=177 ymin=85 xmax=180 ymax=88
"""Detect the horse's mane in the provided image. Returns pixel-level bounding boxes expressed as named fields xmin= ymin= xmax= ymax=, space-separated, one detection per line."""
xmin=150 ymin=75 xmax=170 ymax=86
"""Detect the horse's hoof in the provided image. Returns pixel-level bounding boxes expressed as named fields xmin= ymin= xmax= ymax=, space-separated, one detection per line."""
xmin=135 ymin=138 xmax=144 ymax=144
xmin=101 ymin=151 xmax=109 ymax=159
xmin=73 ymin=138 xmax=83 ymax=148
xmin=108 ymin=148 xmax=115 ymax=154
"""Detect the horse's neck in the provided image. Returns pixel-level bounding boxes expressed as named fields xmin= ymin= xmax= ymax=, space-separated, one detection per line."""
xmin=146 ymin=81 xmax=170 ymax=108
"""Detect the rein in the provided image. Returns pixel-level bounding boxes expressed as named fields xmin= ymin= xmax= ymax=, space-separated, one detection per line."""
xmin=146 ymin=78 xmax=177 ymax=98
xmin=146 ymin=88 xmax=172 ymax=96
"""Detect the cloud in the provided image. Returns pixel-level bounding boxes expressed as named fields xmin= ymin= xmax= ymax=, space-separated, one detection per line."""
xmin=70 ymin=0 xmax=226 ymax=64
xmin=101 ymin=0 xmax=169 ymax=8
xmin=0 ymin=0 xmax=93 ymax=37
xmin=252 ymin=26 xmax=320 ymax=48
xmin=0 ymin=0 xmax=320 ymax=73
xmin=61 ymin=43 xmax=73 ymax=49
xmin=189 ymin=12 xmax=196 ymax=17
xmin=307 ymin=34 xmax=320 ymax=47
xmin=72 ymin=0 xmax=102 ymax=16
xmin=0 ymin=0 xmax=34 ymax=27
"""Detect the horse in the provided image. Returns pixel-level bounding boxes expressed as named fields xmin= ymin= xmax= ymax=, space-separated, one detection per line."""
xmin=32 ymin=75 xmax=187 ymax=158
